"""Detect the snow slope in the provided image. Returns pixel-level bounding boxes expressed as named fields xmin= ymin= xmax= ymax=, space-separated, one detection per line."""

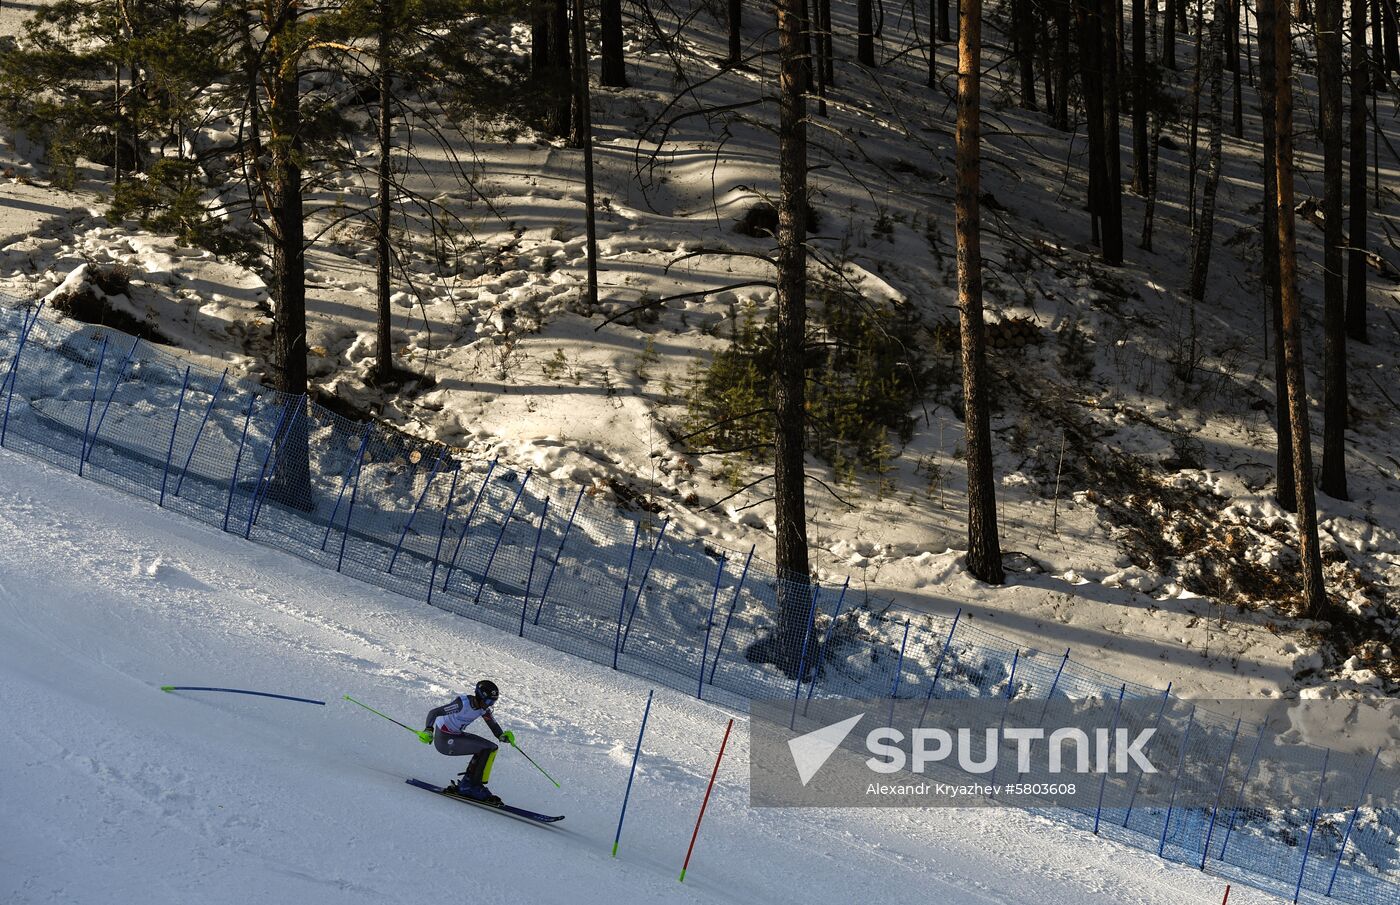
xmin=0 ymin=446 xmax=1274 ymax=904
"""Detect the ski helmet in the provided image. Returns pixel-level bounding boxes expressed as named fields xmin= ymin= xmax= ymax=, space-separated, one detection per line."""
xmin=475 ymin=679 xmax=500 ymax=707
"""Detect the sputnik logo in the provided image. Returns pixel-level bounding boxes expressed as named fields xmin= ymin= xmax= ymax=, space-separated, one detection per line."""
xmin=788 ymin=713 xmax=865 ymax=785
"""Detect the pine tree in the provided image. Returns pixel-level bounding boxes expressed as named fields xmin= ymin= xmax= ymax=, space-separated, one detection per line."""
xmin=1319 ymin=0 xmax=1347 ymax=499
xmin=1347 ymin=0 xmax=1370 ymax=343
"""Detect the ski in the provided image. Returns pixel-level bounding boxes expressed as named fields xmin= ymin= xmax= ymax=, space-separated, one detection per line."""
xmin=406 ymin=779 xmax=564 ymax=824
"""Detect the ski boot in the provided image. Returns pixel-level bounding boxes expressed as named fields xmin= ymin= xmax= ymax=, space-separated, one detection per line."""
xmin=456 ymin=781 xmax=502 ymax=807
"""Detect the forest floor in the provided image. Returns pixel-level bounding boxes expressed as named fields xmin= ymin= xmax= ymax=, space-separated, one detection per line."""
xmin=1 ymin=0 xmax=1397 ymax=719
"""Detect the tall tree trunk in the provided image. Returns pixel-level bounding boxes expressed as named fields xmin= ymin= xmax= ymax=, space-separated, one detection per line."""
xmin=1140 ymin=108 xmax=1164 ymax=248
xmin=1054 ymin=0 xmax=1071 ymax=127
xmin=1273 ymin=0 xmax=1328 ymax=615
xmin=1100 ymin=0 xmax=1125 ymax=263
xmin=1187 ymin=0 xmax=1204 ymax=230
xmin=728 ymin=0 xmax=743 ymax=65
xmin=549 ymin=0 xmax=571 ymax=138
xmin=1258 ymin=0 xmax=1295 ymax=510
xmin=1080 ymin=0 xmax=1109 ymax=247
xmin=573 ymin=0 xmax=599 ymax=311
xmin=1347 ymin=0 xmax=1370 ymax=342
xmin=600 ymin=0 xmax=626 ymax=86
xmin=858 ymin=0 xmax=876 ymax=63
xmin=1229 ymin=0 xmax=1244 ymax=135
xmin=939 ymin=0 xmax=952 ymax=41
xmin=1164 ymin=0 xmax=1178 ymax=66
xmin=532 ymin=0 xmax=550 ymax=73
xmin=1017 ymin=0 xmax=1037 ymax=106
xmin=374 ymin=0 xmax=395 ymax=386
xmin=957 ymin=0 xmax=1003 ymax=585
xmin=822 ymin=0 xmax=834 ymax=83
xmin=1132 ymin=0 xmax=1149 ymax=191
xmin=929 ymin=0 xmax=939 ymax=86
xmin=1188 ymin=0 xmax=1223 ymax=309
xmin=1319 ymin=0 xmax=1348 ymax=499
xmin=1372 ymin=0 xmax=1384 ymax=86
xmin=1385 ymin=0 xmax=1400 ymax=72
xmin=766 ymin=0 xmax=814 ymax=673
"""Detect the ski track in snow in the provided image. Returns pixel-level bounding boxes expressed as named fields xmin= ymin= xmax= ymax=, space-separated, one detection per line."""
xmin=0 ymin=447 xmax=1278 ymax=904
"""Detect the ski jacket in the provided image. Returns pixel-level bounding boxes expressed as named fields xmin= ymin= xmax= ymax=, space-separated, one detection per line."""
xmin=426 ymin=694 xmax=504 ymax=739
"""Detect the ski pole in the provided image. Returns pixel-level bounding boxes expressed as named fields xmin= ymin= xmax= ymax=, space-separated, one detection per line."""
xmin=344 ymin=695 xmax=430 ymax=742
xmin=510 ymin=740 xmax=561 ymax=788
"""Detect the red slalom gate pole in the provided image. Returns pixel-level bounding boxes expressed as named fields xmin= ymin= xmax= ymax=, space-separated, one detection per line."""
xmin=679 ymin=718 xmax=733 ymax=882
xmin=1221 ymin=884 xmax=1231 ymax=904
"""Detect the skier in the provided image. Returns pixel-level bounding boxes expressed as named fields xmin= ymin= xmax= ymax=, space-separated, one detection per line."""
xmin=419 ymin=679 xmax=515 ymax=804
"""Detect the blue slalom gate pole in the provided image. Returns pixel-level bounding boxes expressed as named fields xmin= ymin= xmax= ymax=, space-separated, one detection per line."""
xmin=427 ymin=466 xmax=463 ymax=606
xmin=1158 ymin=706 xmax=1196 ymax=856
xmin=533 ymin=487 xmax=584 ymax=626
xmin=171 ymin=369 xmax=227 ymax=498
xmin=1037 ymin=648 xmax=1072 ymax=723
xmin=789 ymin=583 xmax=821 ymax=729
xmin=0 ymin=299 xmax=44 ymax=447
xmin=707 ymin=545 xmax=755 ymax=685
xmin=321 ymin=425 xmax=372 ymax=551
xmin=612 ymin=522 xmax=643 ymax=670
xmin=160 ymin=685 xmax=325 ymax=706
xmin=159 ymin=366 xmax=192 ymax=507
xmin=83 ymin=337 xmax=140 ymax=463
xmin=1199 ymin=717 xmax=1243 ymax=869
xmin=612 ymin=689 xmax=654 ymax=858
xmin=389 ymin=450 xmax=445 ymax=573
xmin=443 ymin=459 xmax=498 ymax=592
xmin=78 ymin=337 xmax=109 ymax=476
xmin=1326 ymin=748 xmax=1381 ymax=897
xmin=520 ymin=495 xmax=552 ymax=637
xmin=475 ymin=469 xmax=533 ymax=603
xmin=619 ymin=518 xmax=670 ymax=652
xmin=1293 ymin=749 xmax=1331 ymax=903
xmin=223 ymin=392 xmax=258 ymax=531
xmin=696 ymin=554 xmax=728 ymax=699
xmin=1093 ymin=684 xmax=1127 ymax=835
xmin=918 ymin=609 xmax=961 ymax=728
xmin=244 ymin=396 xmax=300 ymax=538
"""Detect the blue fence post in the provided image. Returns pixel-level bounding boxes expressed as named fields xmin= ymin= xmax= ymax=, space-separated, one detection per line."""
xmin=1037 ymin=648 xmax=1072 ymax=722
xmin=696 ymin=553 xmax=728 ymax=699
xmin=533 ymin=487 xmax=584 ymax=626
xmin=335 ymin=444 xmax=370 ymax=574
xmin=443 ymin=458 xmax=499 ymax=593
xmin=321 ymin=425 xmax=372 ymax=550
xmin=789 ymin=583 xmax=821 ymax=729
xmin=78 ymin=337 xmax=110 ymax=477
xmin=1218 ymin=723 xmax=1267 ymax=861
xmin=1093 ymin=684 xmax=1128 ymax=835
xmin=244 ymin=396 xmax=300 ymax=538
xmin=83 ymin=337 xmax=140 ymax=463
xmin=884 ymin=617 xmax=913 ymax=727
xmin=1 ymin=300 xmax=45 ymax=447
xmin=1123 ymin=682 xmax=1174 ymax=827
xmin=519 ymin=495 xmax=552 ymax=637
xmin=612 ymin=689 xmax=654 ymax=858
xmin=171 ymin=369 xmax=227 ymax=498
xmin=611 ymin=522 xmax=643 ymax=670
xmin=706 ymin=544 xmax=755 ymax=685
xmin=222 ymin=391 xmax=258 ymax=531
xmin=389 ymin=450 xmax=445 ymax=573
xmin=1199 ymin=718 xmax=1244 ymax=869
xmin=1293 ymin=749 xmax=1331 ymax=903
xmin=918 ymin=608 xmax=963 ymax=728
xmin=427 ymin=465 xmax=463 ymax=607
xmin=804 ymin=577 xmax=851 ymax=709
xmin=1157 ymin=705 xmax=1196 ymax=857
xmin=987 ymin=649 xmax=1021 ymax=799
xmin=474 ymin=469 xmax=533 ymax=604
xmin=619 ymin=518 xmax=670 ymax=652
xmin=158 ymin=366 xmax=192 ymax=507
xmin=1326 ymin=747 xmax=1381 ymax=897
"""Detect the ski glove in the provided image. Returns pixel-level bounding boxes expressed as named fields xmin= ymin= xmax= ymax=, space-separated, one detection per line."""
xmin=417 ymin=730 xmax=434 ymax=744
xmin=500 ymin=730 xmax=516 ymax=746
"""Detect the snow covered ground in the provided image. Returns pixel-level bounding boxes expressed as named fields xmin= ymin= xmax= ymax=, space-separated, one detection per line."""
xmin=0 ymin=445 xmax=1279 ymax=904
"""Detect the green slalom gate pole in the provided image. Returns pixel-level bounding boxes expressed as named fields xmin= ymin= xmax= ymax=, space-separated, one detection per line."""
xmin=344 ymin=694 xmax=429 ymax=742
xmin=510 ymin=740 xmax=561 ymax=788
